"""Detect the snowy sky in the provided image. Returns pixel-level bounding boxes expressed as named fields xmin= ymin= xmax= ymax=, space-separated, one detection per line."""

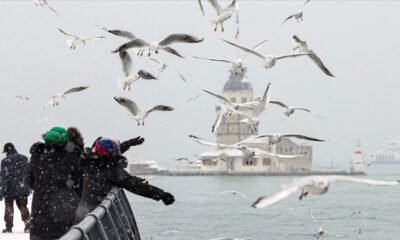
xmin=1 ymin=1 xmax=400 ymax=169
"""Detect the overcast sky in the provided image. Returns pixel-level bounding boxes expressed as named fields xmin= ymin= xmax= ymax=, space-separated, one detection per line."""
xmin=1 ymin=1 xmax=400 ymax=169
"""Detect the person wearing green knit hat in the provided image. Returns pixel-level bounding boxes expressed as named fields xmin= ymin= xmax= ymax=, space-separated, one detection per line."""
xmin=44 ymin=126 xmax=69 ymax=144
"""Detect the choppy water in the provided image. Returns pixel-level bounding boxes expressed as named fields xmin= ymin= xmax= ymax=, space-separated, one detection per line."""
xmin=126 ymin=165 xmax=400 ymax=240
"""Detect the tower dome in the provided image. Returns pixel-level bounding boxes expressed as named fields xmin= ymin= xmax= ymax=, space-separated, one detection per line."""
xmin=223 ymin=68 xmax=253 ymax=92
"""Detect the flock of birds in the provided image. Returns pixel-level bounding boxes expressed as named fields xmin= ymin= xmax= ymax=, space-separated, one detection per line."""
xmin=16 ymin=1 xmax=399 ymax=239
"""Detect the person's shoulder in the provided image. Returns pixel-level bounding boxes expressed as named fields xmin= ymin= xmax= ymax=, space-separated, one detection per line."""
xmin=29 ymin=142 xmax=46 ymax=155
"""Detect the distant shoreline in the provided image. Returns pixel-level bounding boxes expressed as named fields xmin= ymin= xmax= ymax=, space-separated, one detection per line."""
xmin=132 ymin=170 xmax=365 ymax=176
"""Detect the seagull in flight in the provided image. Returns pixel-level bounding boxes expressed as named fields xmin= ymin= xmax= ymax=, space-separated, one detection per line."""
xmin=58 ymin=28 xmax=105 ymax=49
xmin=34 ymin=0 xmax=60 ymax=16
xmin=16 ymin=95 xmax=30 ymax=101
xmin=292 ymin=35 xmax=335 ymax=77
xmin=270 ymin=100 xmax=323 ymax=119
xmin=114 ymin=97 xmax=174 ymax=126
xmin=176 ymin=157 xmax=199 ymax=164
xmin=308 ymin=209 xmax=345 ymax=239
xmin=118 ymin=51 xmax=157 ymax=91
xmin=45 ymin=86 xmax=89 ymax=108
xmin=193 ymin=39 xmax=268 ymax=75
xmin=252 ymin=175 xmax=400 ymax=208
xmin=148 ymin=57 xmax=188 ymax=83
xmin=239 ymin=133 xmax=325 ymax=145
xmin=220 ymin=190 xmax=249 ymax=200
xmin=222 ymin=39 xmax=310 ymax=70
xmin=97 ymin=26 xmax=137 ymax=40
xmin=112 ymin=33 xmax=204 ymax=58
xmin=202 ymin=89 xmax=256 ymax=112
xmin=281 ymin=0 xmax=311 ymax=25
xmin=189 ymin=135 xmax=305 ymax=160
xmin=198 ymin=0 xmax=239 ymax=32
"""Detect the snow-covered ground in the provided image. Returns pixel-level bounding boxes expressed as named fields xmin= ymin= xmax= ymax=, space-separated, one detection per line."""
xmin=0 ymin=198 xmax=31 ymax=240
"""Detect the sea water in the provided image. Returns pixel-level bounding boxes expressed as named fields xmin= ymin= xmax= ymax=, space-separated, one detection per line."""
xmin=126 ymin=165 xmax=400 ymax=240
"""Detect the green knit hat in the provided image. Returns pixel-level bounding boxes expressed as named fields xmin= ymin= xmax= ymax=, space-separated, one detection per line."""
xmin=44 ymin=126 xmax=69 ymax=144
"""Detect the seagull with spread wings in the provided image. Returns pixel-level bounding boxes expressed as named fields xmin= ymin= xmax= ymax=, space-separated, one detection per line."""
xmin=308 ymin=209 xmax=345 ymax=239
xmin=112 ymin=33 xmax=204 ymax=58
xmin=292 ymin=35 xmax=335 ymax=77
xmin=222 ymin=39 xmax=310 ymax=70
xmin=220 ymin=190 xmax=249 ymax=200
xmin=239 ymin=133 xmax=325 ymax=145
xmin=118 ymin=51 xmax=157 ymax=91
xmin=114 ymin=97 xmax=174 ymax=126
xmin=16 ymin=95 xmax=30 ymax=101
xmin=34 ymin=0 xmax=60 ymax=16
xmin=148 ymin=57 xmax=188 ymax=83
xmin=281 ymin=0 xmax=311 ymax=25
xmin=193 ymin=39 xmax=268 ymax=75
xmin=45 ymin=86 xmax=89 ymax=108
xmin=270 ymin=100 xmax=323 ymax=119
xmin=252 ymin=175 xmax=400 ymax=208
xmin=58 ymin=28 xmax=105 ymax=49
xmin=198 ymin=0 xmax=239 ymax=32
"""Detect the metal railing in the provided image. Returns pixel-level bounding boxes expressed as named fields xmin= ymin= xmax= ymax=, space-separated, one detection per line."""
xmin=59 ymin=187 xmax=141 ymax=240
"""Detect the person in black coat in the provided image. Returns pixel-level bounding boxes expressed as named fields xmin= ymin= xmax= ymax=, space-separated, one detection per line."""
xmin=28 ymin=126 xmax=83 ymax=240
xmin=75 ymin=137 xmax=175 ymax=223
xmin=0 ymin=143 xmax=31 ymax=233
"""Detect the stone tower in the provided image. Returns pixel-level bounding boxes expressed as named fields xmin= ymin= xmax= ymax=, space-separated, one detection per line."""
xmin=216 ymin=68 xmax=257 ymax=145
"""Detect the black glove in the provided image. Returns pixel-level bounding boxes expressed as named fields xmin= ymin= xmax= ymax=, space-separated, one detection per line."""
xmin=120 ymin=137 xmax=145 ymax=154
xmin=160 ymin=192 xmax=175 ymax=205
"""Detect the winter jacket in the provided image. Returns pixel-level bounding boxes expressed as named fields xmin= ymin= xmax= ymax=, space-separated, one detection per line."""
xmin=75 ymin=153 xmax=165 ymax=223
xmin=0 ymin=151 xmax=30 ymax=199
xmin=28 ymin=142 xmax=83 ymax=240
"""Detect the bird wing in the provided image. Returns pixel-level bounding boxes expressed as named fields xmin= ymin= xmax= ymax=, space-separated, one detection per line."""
xmin=252 ymin=181 xmax=305 ymax=208
xmin=119 ymin=51 xmax=134 ymax=76
xmin=83 ymin=36 xmax=106 ymax=41
xmin=253 ymin=83 xmax=272 ymax=117
xmin=112 ymin=38 xmax=149 ymax=53
xmin=176 ymin=157 xmax=190 ymax=162
xmin=192 ymin=55 xmax=233 ymax=64
xmin=307 ymin=50 xmax=335 ymax=77
xmin=146 ymin=105 xmax=174 ymax=115
xmin=58 ymin=28 xmax=77 ymax=38
xmin=63 ymin=86 xmax=89 ymax=95
xmin=159 ymin=34 xmax=204 ymax=46
xmin=212 ymin=107 xmax=226 ymax=133
xmin=223 ymin=0 xmax=239 ymax=12
xmin=198 ymin=0 xmax=205 ymax=16
xmin=293 ymin=107 xmax=324 ymax=119
xmin=175 ymin=70 xmax=188 ymax=83
xmin=324 ymin=231 xmax=344 ymax=238
xmin=189 ymin=134 xmax=231 ymax=148
xmin=203 ymin=89 xmax=232 ymax=105
xmin=275 ymin=53 xmax=310 ymax=60
xmin=148 ymin=57 xmax=162 ymax=65
xmin=235 ymin=134 xmax=271 ymax=145
xmin=303 ymin=0 xmax=311 ymax=7
xmin=161 ymin=46 xmax=184 ymax=58
xmin=221 ymin=39 xmax=266 ymax=60
xmin=101 ymin=27 xmax=136 ymax=40
xmin=114 ymin=97 xmax=141 ymax=116
xmin=208 ymin=0 xmax=223 ymax=14
xmin=43 ymin=0 xmax=60 ymax=16
xmin=326 ymin=176 xmax=400 ymax=186
xmin=238 ymin=39 xmax=269 ymax=59
xmin=281 ymin=14 xmax=294 ymax=25
xmin=269 ymin=100 xmax=288 ymax=108
xmin=282 ymin=134 xmax=325 ymax=142
xmin=137 ymin=70 xmax=158 ymax=80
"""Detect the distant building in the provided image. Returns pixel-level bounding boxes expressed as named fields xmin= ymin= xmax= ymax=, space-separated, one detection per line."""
xmin=350 ymin=139 xmax=364 ymax=173
xmin=197 ymin=69 xmax=313 ymax=173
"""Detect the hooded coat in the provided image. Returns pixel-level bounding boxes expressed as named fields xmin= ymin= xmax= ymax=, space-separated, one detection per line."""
xmin=0 ymin=151 xmax=30 ymax=199
xmin=75 ymin=153 xmax=165 ymax=223
xmin=28 ymin=142 xmax=83 ymax=240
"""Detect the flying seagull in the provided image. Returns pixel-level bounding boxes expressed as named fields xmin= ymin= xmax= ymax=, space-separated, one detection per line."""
xmin=198 ymin=0 xmax=239 ymax=32
xmin=309 ymin=209 xmax=345 ymax=239
xmin=203 ymin=89 xmax=256 ymax=112
xmin=292 ymin=35 xmax=334 ymax=77
xmin=45 ymin=86 xmax=89 ymax=108
xmin=189 ymin=135 xmax=305 ymax=160
xmin=222 ymin=39 xmax=310 ymax=70
xmin=148 ymin=57 xmax=188 ymax=83
xmin=193 ymin=39 xmax=268 ymax=75
xmin=114 ymin=97 xmax=174 ymax=126
xmin=16 ymin=95 xmax=30 ymax=101
xmin=112 ymin=33 xmax=204 ymax=58
xmin=270 ymin=100 xmax=323 ymax=119
xmin=282 ymin=0 xmax=311 ymax=25
xmin=239 ymin=133 xmax=325 ymax=145
xmin=58 ymin=28 xmax=105 ymax=49
xmin=176 ymin=157 xmax=199 ymax=164
xmin=252 ymin=175 xmax=400 ymax=208
xmin=220 ymin=190 xmax=249 ymax=200
xmin=118 ymin=51 xmax=157 ymax=91
xmin=34 ymin=0 xmax=60 ymax=16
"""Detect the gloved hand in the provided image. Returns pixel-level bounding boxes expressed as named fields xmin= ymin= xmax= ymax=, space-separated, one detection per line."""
xmin=160 ymin=192 xmax=175 ymax=205
xmin=125 ymin=136 xmax=145 ymax=146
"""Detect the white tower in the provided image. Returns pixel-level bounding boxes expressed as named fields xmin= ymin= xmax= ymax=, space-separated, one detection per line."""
xmin=351 ymin=139 xmax=364 ymax=173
